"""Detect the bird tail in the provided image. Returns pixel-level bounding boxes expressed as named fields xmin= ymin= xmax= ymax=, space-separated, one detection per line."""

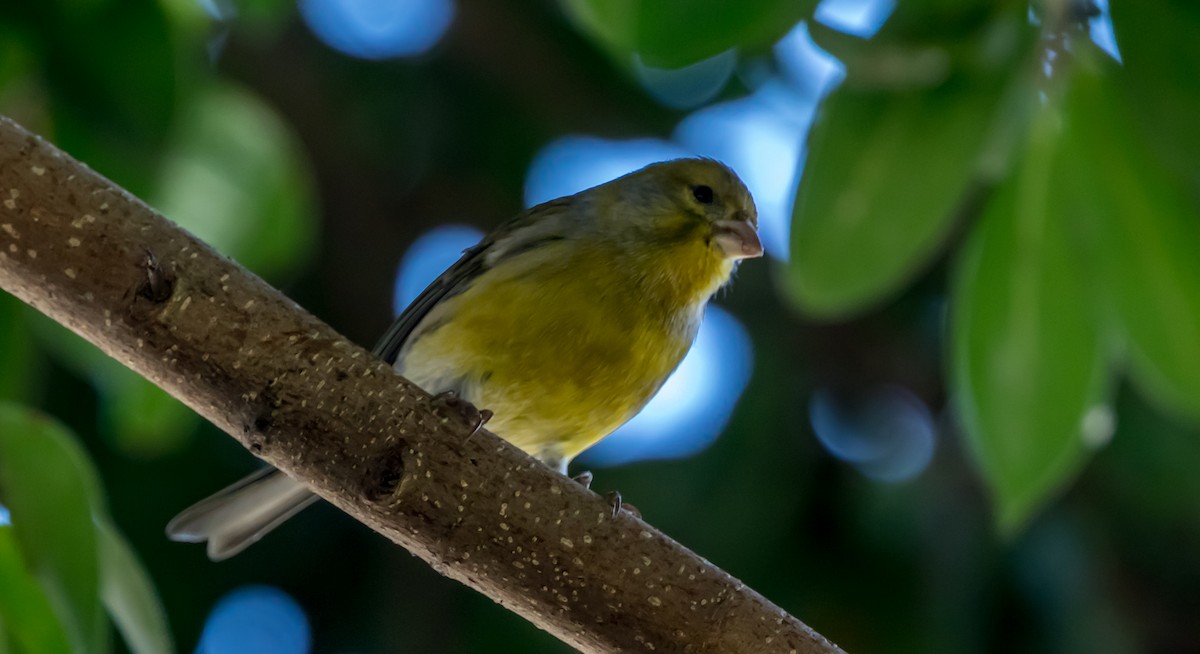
xmin=166 ymin=467 xmax=318 ymax=561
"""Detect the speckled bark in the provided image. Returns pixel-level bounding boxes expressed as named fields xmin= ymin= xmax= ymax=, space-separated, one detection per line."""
xmin=0 ymin=116 xmax=844 ymax=654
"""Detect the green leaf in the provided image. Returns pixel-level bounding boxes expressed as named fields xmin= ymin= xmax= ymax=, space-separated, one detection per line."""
xmin=97 ymin=522 xmax=174 ymax=654
xmin=806 ymin=22 xmax=954 ymax=91
xmin=950 ymin=105 xmax=1108 ymax=534
xmin=0 ymin=404 xmax=107 ymax=654
xmin=151 ymin=81 xmax=317 ymax=282
xmin=873 ymin=0 xmax=1000 ymax=46
xmin=785 ymin=74 xmax=1007 ymax=318
xmin=0 ymin=527 xmax=73 ymax=654
xmin=1109 ymin=0 xmax=1200 ymax=197
xmin=560 ymin=0 xmax=815 ymax=67
xmin=808 ymin=1 xmax=1022 ymax=90
xmin=1064 ymin=62 xmax=1200 ymax=423
xmin=0 ymin=404 xmax=173 ymax=654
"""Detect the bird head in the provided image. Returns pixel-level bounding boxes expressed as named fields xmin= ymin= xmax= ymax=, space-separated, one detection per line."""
xmin=568 ymin=158 xmax=761 ymax=308
xmin=601 ymin=158 xmax=762 ymax=262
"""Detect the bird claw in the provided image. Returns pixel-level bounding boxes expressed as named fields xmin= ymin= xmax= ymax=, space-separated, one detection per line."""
xmin=603 ymin=492 xmax=639 ymax=519
xmin=606 ymin=491 xmax=622 ymax=519
xmin=602 ymin=491 xmax=640 ymax=519
xmin=432 ymin=390 xmax=492 ymax=439
xmin=580 ymin=475 xmax=637 ymax=519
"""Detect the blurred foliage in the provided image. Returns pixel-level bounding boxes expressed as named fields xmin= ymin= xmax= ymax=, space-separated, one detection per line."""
xmin=561 ymin=0 xmax=817 ymax=68
xmin=784 ymin=0 xmax=1200 ymax=531
xmin=0 ymin=404 xmax=172 ymax=654
xmin=951 ymin=87 xmax=1107 ymax=533
xmin=785 ymin=75 xmax=1004 ymax=315
xmin=787 ymin=2 xmax=1030 ymax=315
xmin=151 ymin=81 xmax=317 ymax=281
xmin=0 ymin=0 xmax=177 ymax=197
xmin=0 ymin=0 xmax=316 ymax=461
xmin=0 ymin=0 xmax=1197 ymax=652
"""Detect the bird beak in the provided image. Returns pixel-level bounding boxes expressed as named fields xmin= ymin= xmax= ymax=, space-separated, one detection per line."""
xmin=713 ymin=220 xmax=763 ymax=260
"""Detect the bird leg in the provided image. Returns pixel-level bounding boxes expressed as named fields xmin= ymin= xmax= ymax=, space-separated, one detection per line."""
xmin=605 ymin=491 xmax=641 ymax=519
xmin=606 ymin=490 xmax=622 ymax=518
xmin=561 ymin=465 xmax=640 ymax=519
xmin=579 ymin=474 xmax=640 ymax=519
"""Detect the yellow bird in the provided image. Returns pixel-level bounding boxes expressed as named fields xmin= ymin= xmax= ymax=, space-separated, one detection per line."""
xmin=167 ymin=158 xmax=762 ymax=560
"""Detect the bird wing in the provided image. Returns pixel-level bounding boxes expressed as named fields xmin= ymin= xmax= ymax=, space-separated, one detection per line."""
xmin=372 ymin=197 xmax=575 ymax=365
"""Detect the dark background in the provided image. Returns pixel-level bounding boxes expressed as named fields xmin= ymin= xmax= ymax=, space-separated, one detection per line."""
xmin=0 ymin=1 xmax=1198 ymax=652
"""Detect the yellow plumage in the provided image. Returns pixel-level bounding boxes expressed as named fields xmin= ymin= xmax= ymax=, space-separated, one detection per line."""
xmin=167 ymin=158 xmax=761 ymax=559
xmin=402 ymin=239 xmax=703 ymax=463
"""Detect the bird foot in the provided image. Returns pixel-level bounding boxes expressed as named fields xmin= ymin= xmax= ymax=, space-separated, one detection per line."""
xmin=431 ymin=390 xmax=493 ymax=439
xmin=606 ymin=491 xmax=621 ymax=518
xmin=603 ymin=491 xmax=640 ymax=519
xmin=575 ymin=474 xmax=640 ymax=519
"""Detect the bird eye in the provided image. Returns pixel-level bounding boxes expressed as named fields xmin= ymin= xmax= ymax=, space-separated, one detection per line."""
xmin=692 ymin=185 xmax=714 ymax=204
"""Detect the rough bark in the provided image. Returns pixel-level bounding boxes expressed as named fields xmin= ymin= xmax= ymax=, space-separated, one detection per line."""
xmin=0 ymin=115 xmax=844 ymax=654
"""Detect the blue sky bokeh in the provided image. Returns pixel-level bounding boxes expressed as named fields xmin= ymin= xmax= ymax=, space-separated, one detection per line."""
xmin=198 ymin=586 xmax=310 ymax=654
xmin=809 ymin=386 xmax=937 ymax=482
xmin=299 ymin=0 xmax=454 ymax=59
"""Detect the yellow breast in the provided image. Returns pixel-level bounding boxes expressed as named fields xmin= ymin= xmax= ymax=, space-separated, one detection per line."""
xmin=398 ymin=236 xmax=730 ymax=463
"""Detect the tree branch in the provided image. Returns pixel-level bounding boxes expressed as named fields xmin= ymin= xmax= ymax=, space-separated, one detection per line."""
xmin=0 ymin=115 xmax=843 ymax=654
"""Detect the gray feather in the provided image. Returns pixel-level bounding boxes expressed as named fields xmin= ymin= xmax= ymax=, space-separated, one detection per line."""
xmin=165 ymin=467 xmax=317 ymax=561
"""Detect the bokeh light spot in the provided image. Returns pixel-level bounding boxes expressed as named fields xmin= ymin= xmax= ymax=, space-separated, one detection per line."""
xmin=299 ymin=0 xmax=455 ymax=60
xmin=815 ymin=0 xmax=896 ymax=38
xmin=393 ymin=224 xmax=484 ymax=315
xmin=0 ymin=503 xmax=9 ymax=527
xmin=582 ymin=306 xmax=754 ymax=467
xmin=1080 ymin=404 xmax=1116 ymax=449
xmin=524 ymin=136 xmax=689 ymax=207
xmin=809 ymin=386 xmax=936 ymax=482
xmin=198 ymin=585 xmax=310 ymax=654
xmin=774 ymin=21 xmax=846 ymax=99
xmin=633 ymin=49 xmax=738 ymax=109
xmin=1088 ymin=0 xmax=1122 ymax=62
